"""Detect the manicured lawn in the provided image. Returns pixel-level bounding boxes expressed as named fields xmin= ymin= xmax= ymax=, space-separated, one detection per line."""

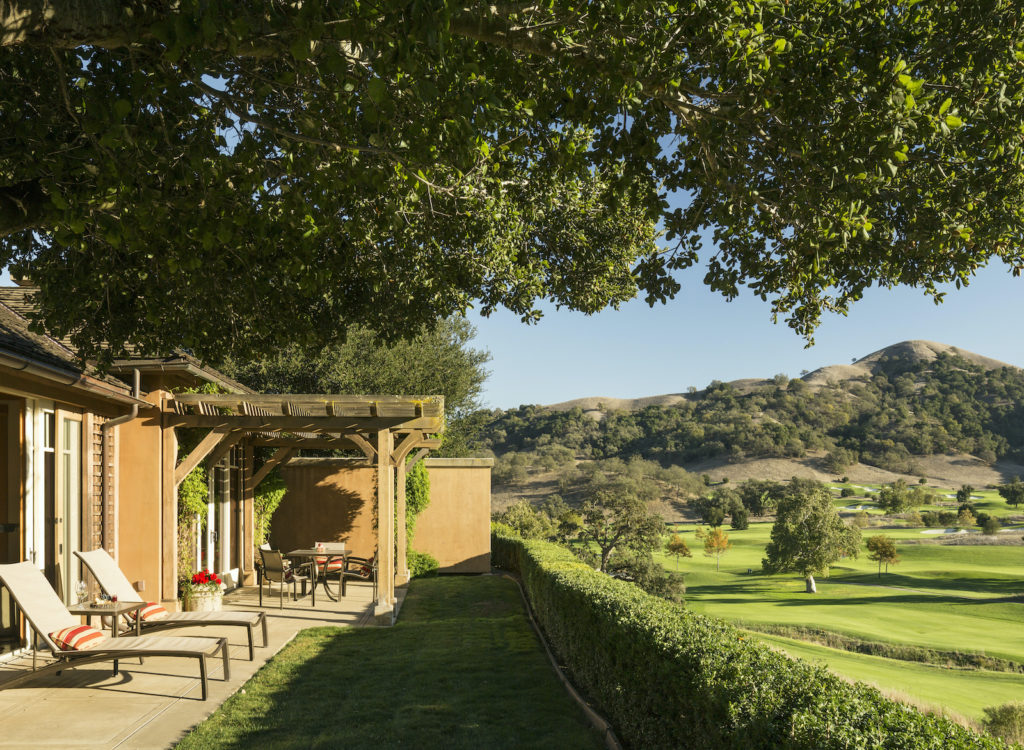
xmin=177 ymin=576 xmax=604 ymax=750
xmin=754 ymin=633 xmax=1024 ymax=721
xmin=657 ymin=517 xmax=1024 ymax=718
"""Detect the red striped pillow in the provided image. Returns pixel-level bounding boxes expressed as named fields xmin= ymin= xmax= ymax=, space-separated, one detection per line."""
xmin=129 ymin=602 xmax=168 ymax=622
xmin=50 ymin=625 xmax=107 ymax=651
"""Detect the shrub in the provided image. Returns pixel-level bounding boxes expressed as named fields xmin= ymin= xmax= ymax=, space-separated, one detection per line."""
xmin=730 ymin=507 xmax=750 ymax=530
xmin=254 ymin=475 xmax=287 ymax=547
xmin=938 ymin=511 xmax=957 ymax=526
xmin=841 ymin=476 xmax=850 ymax=483
xmin=983 ymin=703 xmax=1024 ymax=745
xmin=407 ymin=550 xmax=440 ymax=578
xmin=492 ymin=530 xmax=1005 ymax=750
xmin=921 ymin=512 xmax=940 ymax=528
xmin=852 ymin=511 xmax=870 ymax=528
xmin=840 ymin=487 xmax=856 ymax=498
xmin=982 ymin=516 xmax=1001 ymax=536
xmin=904 ymin=510 xmax=924 ymax=528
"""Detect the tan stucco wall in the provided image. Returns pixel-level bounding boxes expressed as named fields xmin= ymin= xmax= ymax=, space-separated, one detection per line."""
xmin=272 ymin=457 xmax=492 ymax=573
xmin=116 ymin=405 xmax=164 ymax=600
xmin=273 ymin=459 xmax=377 ymax=558
xmin=415 ymin=459 xmax=492 ymax=573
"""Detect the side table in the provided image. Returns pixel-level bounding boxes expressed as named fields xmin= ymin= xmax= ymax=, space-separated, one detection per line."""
xmin=68 ymin=601 xmax=146 ymax=639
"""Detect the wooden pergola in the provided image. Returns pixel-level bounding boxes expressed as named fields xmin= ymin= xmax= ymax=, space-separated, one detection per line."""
xmin=162 ymin=392 xmax=444 ymax=621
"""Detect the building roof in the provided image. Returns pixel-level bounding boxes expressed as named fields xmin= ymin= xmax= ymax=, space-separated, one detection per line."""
xmin=0 ymin=286 xmax=251 ymax=394
xmin=0 ymin=300 xmax=132 ymax=392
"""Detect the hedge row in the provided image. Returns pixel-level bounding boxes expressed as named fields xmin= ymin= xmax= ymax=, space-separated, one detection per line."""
xmin=492 ymin=528 xmax=1003 ymax=750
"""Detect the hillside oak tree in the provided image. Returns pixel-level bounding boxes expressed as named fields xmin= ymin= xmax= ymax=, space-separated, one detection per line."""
xmin=4 ymin=2 xmax=1024 ymax=362
xmin=762 ymin=483 xmax=860 ymax=593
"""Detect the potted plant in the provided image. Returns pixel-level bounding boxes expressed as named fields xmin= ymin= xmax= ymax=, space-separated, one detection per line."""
xmin=181 ymin=569 xmax=224 ymax=612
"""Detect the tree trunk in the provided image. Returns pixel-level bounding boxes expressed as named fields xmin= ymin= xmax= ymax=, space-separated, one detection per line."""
xmin=805 ymin=574 xmax=816 ymax=593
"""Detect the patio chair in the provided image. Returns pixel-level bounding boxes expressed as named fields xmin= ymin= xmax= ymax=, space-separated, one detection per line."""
xmin=258 ymin=548 xmax=313 ymax=608
xmin=337 ymin=552 xmax=377 ymax=599
xmin=0 ymin=561 xmax=230 ymax=700
xmin=75 ymin=549 xmax=268 ymax=661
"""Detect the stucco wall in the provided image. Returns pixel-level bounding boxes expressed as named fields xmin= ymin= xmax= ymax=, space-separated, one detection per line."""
xmin=272 ymin=457 xmax=492 ymax=573
xmin=273 ymin=459 xmax=377 ymax=558
xmin=416 ymin=459 xmax=492 ymax=573
xmin=116 ymin=405 xmax=163 ymax=600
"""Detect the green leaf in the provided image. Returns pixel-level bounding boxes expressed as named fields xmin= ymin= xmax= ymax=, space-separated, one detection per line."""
xmin=773 ymin=38 xmax=787 ymax=53
xmin=938 ymin=97 xmax=952 ymax=115
xmin=945 ymin=115 xmax=963 ymax=128
xmin=367 ymin=78 xmax=387 ymax=104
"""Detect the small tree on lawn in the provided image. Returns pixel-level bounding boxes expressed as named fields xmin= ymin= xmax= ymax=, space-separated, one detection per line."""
xmin=956 ymin=484 xmax=975 ymax=504
xmin=957 ymin=508 xmax=976 ymax=528
xmin=664 ymin=534 xmax=692 ymax=570
xmin=865 ymin=535 xmax=900 ymax=578
xmin=763 ymin=483 xmax=861 ymax=593
xmin=998 ymin=477 xmax=1024 ymax=509
xmin=696 ymin=527 xmax=731 ymax=571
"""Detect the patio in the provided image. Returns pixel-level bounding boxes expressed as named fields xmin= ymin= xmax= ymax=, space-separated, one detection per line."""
xmin=0 ymin=580 xmax=387 ymax=749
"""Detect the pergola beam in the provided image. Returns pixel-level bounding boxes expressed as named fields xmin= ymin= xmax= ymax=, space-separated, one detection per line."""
xmin=166 ymin=415 xmax=441 ymax=431
xmin=173 ymin=427 xmax=235 ymax=488
xmin=251 ymin=447 xmax=294 ymax=488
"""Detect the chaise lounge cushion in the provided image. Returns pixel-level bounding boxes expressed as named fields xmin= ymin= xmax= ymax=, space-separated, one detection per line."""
xmin=50 ymin=625 xmax=107 ymax=651
xmin=129 ymin=602 xmax=169 ymax=622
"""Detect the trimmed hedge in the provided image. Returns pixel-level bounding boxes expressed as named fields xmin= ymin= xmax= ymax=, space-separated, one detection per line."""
xmin=493 ymin=530 xmax=1004 ymax=750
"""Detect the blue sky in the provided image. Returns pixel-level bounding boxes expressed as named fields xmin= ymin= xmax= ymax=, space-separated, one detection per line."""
xmin=6 ymin=259 xmax=1021 ymax=411
xmin=468 ymin=262 xmax=1024 ymax=409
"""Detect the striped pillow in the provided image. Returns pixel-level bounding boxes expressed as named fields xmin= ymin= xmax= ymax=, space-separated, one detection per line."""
xmin=129 ymin=602 xmax=169 ymax=622
xmin=50 ymin=625 xmax=107 ymax=651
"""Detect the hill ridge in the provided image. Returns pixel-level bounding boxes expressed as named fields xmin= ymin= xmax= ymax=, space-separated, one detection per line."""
xmin=543 ymin=340 xmax=1018 ymax=413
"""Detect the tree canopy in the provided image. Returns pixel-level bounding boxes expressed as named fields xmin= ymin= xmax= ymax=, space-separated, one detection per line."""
xmin=4 ymin=2 xmax=1024 ymax=361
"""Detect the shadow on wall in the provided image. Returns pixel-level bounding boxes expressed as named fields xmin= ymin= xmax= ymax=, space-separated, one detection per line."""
xmin=269 ymin=466 xmax=374 ymax=554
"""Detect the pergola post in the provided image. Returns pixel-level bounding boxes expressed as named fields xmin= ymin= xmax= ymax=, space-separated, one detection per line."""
xmin=242 ymin=442 xmax=255 ymax=585
xmin=375 ymin=428 xmax=395 ymax=621
xmin=160 ymin=403 xmax=178 ymax=609
xmin=395 ymin=458 xmax=408 ymax=585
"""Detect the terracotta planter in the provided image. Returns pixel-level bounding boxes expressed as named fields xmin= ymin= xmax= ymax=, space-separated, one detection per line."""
xmin=183 ymin=590 xmax=223 ymax=612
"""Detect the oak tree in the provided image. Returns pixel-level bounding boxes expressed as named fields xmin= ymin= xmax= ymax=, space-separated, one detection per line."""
xmin=4 ymin=2 xmax=1024 ymax=361
xmin=998 ymin=477 xmax=1024 ymax=509
xmin=762 ymin=482 xmax=860 ymax=593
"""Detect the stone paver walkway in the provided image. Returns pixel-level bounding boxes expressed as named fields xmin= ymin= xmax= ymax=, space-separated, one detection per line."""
xmin=0 ymin=580 xmax=393 ymax=749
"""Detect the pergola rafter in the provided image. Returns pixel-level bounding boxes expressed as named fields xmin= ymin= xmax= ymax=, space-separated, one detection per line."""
xmin=163 ymin=392 xmax=444 ymax=623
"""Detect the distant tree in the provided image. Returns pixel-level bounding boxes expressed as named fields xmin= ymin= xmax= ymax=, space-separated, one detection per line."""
xmin=877 ymin=480 xmax=911 ymax=514
xmin=664 ymin=534 xmax=692 ymax=570
xmin=998 ymin=477 xmax=1024 ymax=509
xmin=704 ymin=506 xmax=726 ymax=528
xmin=956 ymin=485 xmax=975 ymax=504
xmin=840 ymin=487 xmax=856 ymax=498
xmin=763 ymin=483 xmax=861 ymax=593
xmin=824 ymin=448 xmax=857 ymax=474
xmin=904 ymin=510 xmax=924 ymax=528
xmin=865 ymin=535 xmax=900 ymax=578
xmin=957 ymin=508 xmax=976 ymax=528
xmin=918 ymin=477 xmax=929 ymax=484
xmin=730 ymin=508 xmax=750 ymax=531
xmin=580 ymin=487 xmax=664 ymax=573
xmin=921 ymin=511 xmax=941 ymax=528
xmin=982 ymin=516 xmax=1001 ymax=536
xmin=852 ymin=511 xmax=870 ymax=529
xmin=772 ymin=374 xmax=789 ymax=387
xmin=696 ymin=527 xmax=732 ymax=571
xmin=494 ymin=501 xmax=556 ymax=540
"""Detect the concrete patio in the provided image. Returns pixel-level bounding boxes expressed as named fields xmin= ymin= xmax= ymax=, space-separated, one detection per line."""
xmin=0 ymin=580 xmax=390 ymax=749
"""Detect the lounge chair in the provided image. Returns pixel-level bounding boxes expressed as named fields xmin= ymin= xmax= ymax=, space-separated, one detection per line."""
xmin=0 ymin=561 xmax=229 ymax=700
xmin=75 ymin=549 xmax=268 ymax=661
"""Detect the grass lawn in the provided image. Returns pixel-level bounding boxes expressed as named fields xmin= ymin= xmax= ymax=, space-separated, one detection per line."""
xmin=754 ymin=633 xmax=1024 ymax=721
xmin=177 ymin=576 xmax=604 ymax=750
xmin=657 ymin=517 xmax=1024 ymax=718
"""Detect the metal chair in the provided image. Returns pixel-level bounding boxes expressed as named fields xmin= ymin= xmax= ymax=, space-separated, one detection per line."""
xmin=258 ymin=548 xmax=313 ymax=608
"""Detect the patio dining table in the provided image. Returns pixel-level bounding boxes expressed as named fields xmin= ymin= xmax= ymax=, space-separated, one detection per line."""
xmin=285 ymin=548 xmax=352 ymax=602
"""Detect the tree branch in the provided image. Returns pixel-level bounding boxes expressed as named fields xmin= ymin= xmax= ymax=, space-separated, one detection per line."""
xmin=0 ymin=180 xmax=48 ymax=237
